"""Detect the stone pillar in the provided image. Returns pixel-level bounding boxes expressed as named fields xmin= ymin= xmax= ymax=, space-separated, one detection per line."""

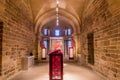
xmin=38 ymin=36 xmax=41 ymax=61
xmin=33 ymin=34 xmax=38 ymax=60
xmin=64 ymin=40 xmax=67 ymax=56
xmin=73 ymin=34 xmax=81 ymax=61
xmin=74 ymin=34 xmax=84 ymax=64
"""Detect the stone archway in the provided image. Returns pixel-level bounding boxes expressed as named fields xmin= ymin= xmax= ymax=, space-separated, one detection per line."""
xmin=34 ymin=6 xmax=81 ymax=61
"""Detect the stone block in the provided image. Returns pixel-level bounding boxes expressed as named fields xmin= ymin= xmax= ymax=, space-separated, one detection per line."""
xmin=21 ymin=56 xmax=34 ymax=70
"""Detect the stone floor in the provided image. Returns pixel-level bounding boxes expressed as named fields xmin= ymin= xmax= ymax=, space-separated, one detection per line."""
xmin=11 ymin=63 xmax=105 ymax=80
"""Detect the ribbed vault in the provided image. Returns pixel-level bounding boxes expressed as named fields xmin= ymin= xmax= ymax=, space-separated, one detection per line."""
xmin=29 ymin=0 xmax=85 ymax=35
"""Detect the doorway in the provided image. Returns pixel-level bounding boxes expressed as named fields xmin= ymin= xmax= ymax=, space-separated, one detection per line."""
xmin=87 ymin=33 xmax=94 ymax=65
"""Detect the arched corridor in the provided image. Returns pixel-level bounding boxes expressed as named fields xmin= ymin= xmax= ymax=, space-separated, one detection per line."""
xmin=11 ymin=63 xmax=104 ymax=80
xmin=0 ymin=0 xmax=120 ymax=80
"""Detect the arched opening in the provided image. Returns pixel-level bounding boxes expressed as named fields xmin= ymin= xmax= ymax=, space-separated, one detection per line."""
xmin=34 ymin=7 xmax=81 ymax=61
xmin=40 ymin=19 xmax=75 ymax=60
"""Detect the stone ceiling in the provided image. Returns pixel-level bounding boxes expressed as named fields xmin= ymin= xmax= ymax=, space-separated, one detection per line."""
xmin=29 ymin=0 xmax=120 ymax=34
xmin=29 ymin=0 xmax=89 ymax=34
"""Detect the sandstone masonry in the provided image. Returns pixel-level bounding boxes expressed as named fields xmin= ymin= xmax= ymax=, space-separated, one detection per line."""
xmin=80 ymin=0 xmax=120 ymax=80
xmin=0 ymin=0 xmax=34 ymax=79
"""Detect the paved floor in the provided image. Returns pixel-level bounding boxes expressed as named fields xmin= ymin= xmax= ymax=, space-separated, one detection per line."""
xmin=11 ymin=63 xmax=105 ymax=80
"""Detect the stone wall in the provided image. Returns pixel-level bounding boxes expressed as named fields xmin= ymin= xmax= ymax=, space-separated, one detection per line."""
xmin=0 ymin=22 xmax=3 ymax=76
xmin=0 ymin=0 xmax=34 ymax=79
xmin=80 ymin=0 xmax=120 ymax=80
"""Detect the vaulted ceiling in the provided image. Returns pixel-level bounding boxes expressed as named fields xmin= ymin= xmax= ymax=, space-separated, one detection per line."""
xmin=29 ymin=0 xmax=120 ymax=34
xmin=29 ymin=0 xmax=88 ymax=34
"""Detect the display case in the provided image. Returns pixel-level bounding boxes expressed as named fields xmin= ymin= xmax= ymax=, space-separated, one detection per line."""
xmin=41 ymin=48 xmax=46 ymax=60
xmin=69 ymin=47 xmax=74 ymax=59
xmin=49 ymin=50 xmax=63 ymax=80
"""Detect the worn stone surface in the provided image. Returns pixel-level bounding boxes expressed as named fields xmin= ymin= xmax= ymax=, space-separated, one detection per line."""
xmin=0 ymin=0 xmax=34 ymax=79
xmin=0 ymin=0 xmax=120 ymax=80
xmin=0 ymin=22 xmax=3 ymax=76
xmin=80 ymin=0 xmax=120 ymax=80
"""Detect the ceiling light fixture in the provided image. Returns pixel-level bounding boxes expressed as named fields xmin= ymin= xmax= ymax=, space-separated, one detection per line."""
xmin=56 ymin=0 xmax=59 ymax=26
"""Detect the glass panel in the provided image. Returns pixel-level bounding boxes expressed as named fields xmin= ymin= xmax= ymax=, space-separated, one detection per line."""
xmin=68 ymin=40 xmax=72 ymax=48
xmin=44 ymin=29 xmax=48 ymax=35
xmin=55 ymin=30 xmax=60 ymax=36
xmin=68 ymin=29 xmax=71 ymax=35
xmin=44 ymin=40 xmax=47 ymax=48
